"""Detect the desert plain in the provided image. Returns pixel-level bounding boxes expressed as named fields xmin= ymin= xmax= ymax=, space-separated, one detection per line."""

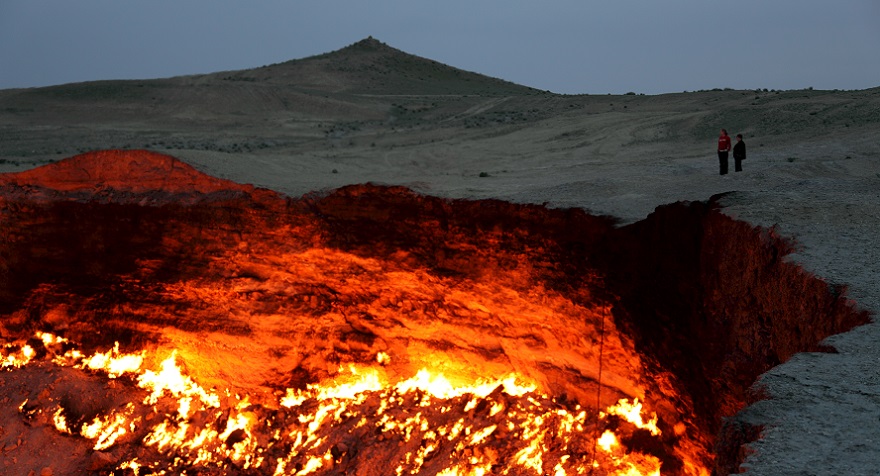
xmin=1 ymin=37 xmax=879 ymax=475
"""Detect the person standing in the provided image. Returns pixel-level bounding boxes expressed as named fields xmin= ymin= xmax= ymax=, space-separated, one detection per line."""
xmin=733 ymin=134 xmax=746 ymax=172
xmin=717 ymin=129 xmax=732 ymax=175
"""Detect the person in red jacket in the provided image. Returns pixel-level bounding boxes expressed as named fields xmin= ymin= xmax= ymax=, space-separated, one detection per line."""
xmin=717 ymin=129 xmax=732 ymax=175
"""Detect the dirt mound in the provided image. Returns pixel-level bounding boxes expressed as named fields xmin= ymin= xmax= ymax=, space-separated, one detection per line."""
xmin=0 ymin=150 xmax=255 ymax=202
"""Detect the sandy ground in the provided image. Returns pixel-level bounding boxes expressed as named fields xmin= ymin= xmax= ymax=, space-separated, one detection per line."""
xmin=1 ymin=39 xmax=879 ymax=473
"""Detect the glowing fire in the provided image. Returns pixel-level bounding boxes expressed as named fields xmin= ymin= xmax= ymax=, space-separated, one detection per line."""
xmin=1 ymin=333 xmax=700 ymax=475
xmin=603 ymin=398 xmax=661 ymax=436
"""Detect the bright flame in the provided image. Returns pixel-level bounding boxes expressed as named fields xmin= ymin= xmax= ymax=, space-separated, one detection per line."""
xmin=53 ymin=408 xmax=71 ymax=434
xmin=81 ymin=403 xmax=135 ymax=450
xmin=2 ymin=332 xmax=701 ymax=475
xmin=81 ymin=342 xmax=144 ymax=378
xmin=598 ymin=429 xmax=619 ymax=452
xmin=603 ymin=398 xmax=661 ymax=436
xmin=394 ymin=368 xmax=535 ymax=399
xmin=137 ymin=352 xmax=220 ymax=408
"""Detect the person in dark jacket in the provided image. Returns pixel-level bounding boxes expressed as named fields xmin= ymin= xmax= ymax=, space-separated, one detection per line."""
xmin=733 ymin=134 xmax=746 ymax=172
xmin=717 ymin=129 xmax=731 ymax=175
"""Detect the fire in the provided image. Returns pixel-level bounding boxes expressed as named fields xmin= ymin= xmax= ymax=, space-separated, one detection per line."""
xmin=2 ymin=343 xmax=35 ymax=368
xmin=80 ymin=342 xmax=144 ymax=378
xmin=81 ymin=404 xmax=134 ymax=450
xmin=603 ymin=398 xmax=661 ymax=436
xmin=598 ymin=429 xmax=619 ymax=452
xmin=0 ymin=332 xmax=702 ymax=475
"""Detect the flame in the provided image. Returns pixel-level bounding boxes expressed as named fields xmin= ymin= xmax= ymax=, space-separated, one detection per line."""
xmin=603 ymin=398 xmax=661 ymax=436
xmin=137 ymin=351 xmax=221 ymax=409
xmin=82 ymin=404 xmax=134 ymax=450
xmin=52 ymin=407 xmax=71 ymax=434
xmin=1 ymin=332 xmax=703 ymax=475
xmin=598 ymin=429 xmax=619 ymax=452
xmin=80 ymin=342 xmax=144 ymax=378
xmin=1 ymin=344 xmax=35 ymax=368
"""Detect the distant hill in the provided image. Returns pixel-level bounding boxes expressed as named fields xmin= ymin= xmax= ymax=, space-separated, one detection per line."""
xmin=0 ymin=37 xmax=545 ymax=134
xmin=2 ymin=37 xmax=540 ymax=110
xmin=214 ymin=37 xmax=542 ymax=96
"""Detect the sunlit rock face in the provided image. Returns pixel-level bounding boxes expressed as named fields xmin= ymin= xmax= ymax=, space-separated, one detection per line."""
xmin=0 ymin=150 xmax=868 ymax=475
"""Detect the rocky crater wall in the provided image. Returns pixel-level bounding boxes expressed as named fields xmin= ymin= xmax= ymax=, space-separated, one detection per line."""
xmin=0 ymin=151 xmax=868 ymax=474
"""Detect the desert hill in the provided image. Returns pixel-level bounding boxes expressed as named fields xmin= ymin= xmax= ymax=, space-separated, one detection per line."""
xmin=228 ymin=36 xmax=542 ymax=96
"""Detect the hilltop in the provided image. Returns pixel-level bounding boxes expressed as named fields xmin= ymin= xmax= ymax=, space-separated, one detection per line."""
xmin=227 ymin=37 xmax=541 ymax=96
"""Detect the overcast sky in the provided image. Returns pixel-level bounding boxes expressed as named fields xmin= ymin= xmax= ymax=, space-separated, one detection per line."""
xmin=1 ymin=1 xmax=878 ymax=95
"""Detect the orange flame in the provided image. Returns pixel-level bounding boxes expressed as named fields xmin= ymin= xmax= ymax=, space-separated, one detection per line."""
xmin=2 ymin=333 xmax=704 ymax=475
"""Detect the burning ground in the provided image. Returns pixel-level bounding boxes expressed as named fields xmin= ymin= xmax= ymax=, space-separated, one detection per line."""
xmin=0 ymin=150 xmax=868 ymax=475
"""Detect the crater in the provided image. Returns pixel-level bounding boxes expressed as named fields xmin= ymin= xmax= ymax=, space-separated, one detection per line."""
xmin=0 ymin=150 xmax=868 ymax=475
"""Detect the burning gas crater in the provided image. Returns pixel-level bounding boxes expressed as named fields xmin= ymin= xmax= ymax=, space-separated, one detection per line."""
xmin=0 ymin=151 xmax=867 ymax=475
xmin=3 ymin=332 xmax=669 ymax=475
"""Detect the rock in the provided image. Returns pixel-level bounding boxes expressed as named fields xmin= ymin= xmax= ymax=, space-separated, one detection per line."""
xmin=88 ymin=451 xmax=116 ymax=470
xmin=225 ymin=428 xmax=248 ymax=448
xmin=39 ymin=467 xmax=52 ymax=476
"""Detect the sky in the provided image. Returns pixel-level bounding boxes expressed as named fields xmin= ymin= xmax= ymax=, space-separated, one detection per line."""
xmin=1 ymin=1 xmax=878 ymax=95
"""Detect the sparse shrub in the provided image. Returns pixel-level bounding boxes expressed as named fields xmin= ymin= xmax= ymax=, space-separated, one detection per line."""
xmin=332 ymin=169 xmax=338 ymax=174
xmin=478 ymin=172 xmax=489 ymax=178
xmin=786 ymin=157 xmax=797 ymax=163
